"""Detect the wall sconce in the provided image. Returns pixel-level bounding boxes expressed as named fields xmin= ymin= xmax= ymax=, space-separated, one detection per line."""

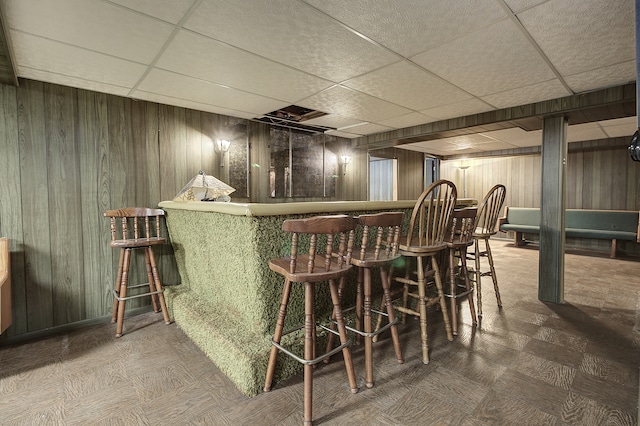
xmin=341 ymin=155 xmax=351 ymax=175
xmin=215 ymin=139 xmax=231 ymax=167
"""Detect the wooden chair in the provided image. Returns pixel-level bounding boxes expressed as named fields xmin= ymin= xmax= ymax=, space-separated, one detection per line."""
xmin=470 ymin=184 xmax=506 ymax=317
xmin=104 ymin=207 xmax=171 ymax=337
xmin=443 ymin=207 xmax=478 ymax=335
xmin=325 ymin=212 xmax=404 ymax=389
xmin=263 ymin=215 xmax=359 ymax=426
xmin=392 ymin=179 xmax=457 ymax=364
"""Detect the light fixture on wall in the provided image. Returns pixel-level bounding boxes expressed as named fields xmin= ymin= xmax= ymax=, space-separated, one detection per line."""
xmin=341 ymin=154 xmax=351 ymax=175
xmin=215 ymin=139 xmax=231 ymax=167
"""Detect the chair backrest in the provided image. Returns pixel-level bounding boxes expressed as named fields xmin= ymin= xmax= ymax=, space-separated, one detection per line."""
xmin=446 ymin=207 xmax=478 ymax=245
xmin=406 ymin=179 xmax=457 ymax=248
xmin=475 ymin=184 xmax=506 ymax=236
xmin=104 ymin=207 xmax=165 ymax=241
xmin=355 ymin=212 xmax=403 ymax=262
xmin=281 ymin=215 xmax=357 ymax=274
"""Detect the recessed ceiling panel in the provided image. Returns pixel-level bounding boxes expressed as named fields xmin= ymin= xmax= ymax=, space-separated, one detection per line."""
xmin=567 ymin=122 xmax=607 ymax=142
xmin=343 ymin=61 xmax=474 ymax=111
xmin=132 ymin=90 xmax=257 ymax=119
xmin=564 ymin=61 xmax=636 ymax=94
xmin=138 ymin=69 xmax=289 ymax=115
xmin=12 ymin=32 xmax=147 ymax=88
xmin=481 ymin=79 xmax=570 ymax=109
xmin=5 ymin=0 xmax=174 ymax=64
xmin=377 ymin=112 xmax=436 ymax=129
xmin=299 ymin=85 xmax=412 ymax=122
xmin=303 ymin=114 xmax=363 ymax=129
xmin=108 ymin=0 xmax=195 ymax=24
xmin=517 ymin=0 xmax=635 ymax=76
xmin=412 ymin=19 xmax=556 ymax=97
xmin=344 ymin=122 xmax=392 ymax=136
xmin=20 ymin=69 xmax=131 ymax=98
xmin=420 ymin=98 xmax=494 ymax=121
xmin=157 ymin=30 xmax=334 ymax=103
xmin=184 ymin=0 xmax=398 ymax=82
xmin=302 ymin=0 xmax=506 ymax=57
xmin=483 ymin=128 xmax=542 ymax=147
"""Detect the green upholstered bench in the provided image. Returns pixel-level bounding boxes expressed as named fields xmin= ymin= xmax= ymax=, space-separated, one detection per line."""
xmin=498 ymin=207 xmax=640 ymax=258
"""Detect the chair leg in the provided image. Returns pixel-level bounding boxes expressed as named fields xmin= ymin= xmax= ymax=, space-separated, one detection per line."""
xmin=264 ymin=278 xmax=293 ymax=392
xmin=474 ymin=239 xmax=483 ymax=317
xmin=416 ymin=256 xmax=430 ymax=364
xmin=112 ymin=249 xmax=125 ymax=324
xmin=379 ymin=265 xmax=403 ymax=364
xmin=448 ymin=248 xmax=458 ymax=335
xmin=324 ymin=274 xmax=347 ymax=361
xmin=355 ymin=267 xmax=364 ymax=345
xmin=303 ymin=281 xmax=315 ymax=426
xmin=328 ymin=279 xmax=358 ymax=394
xmin=363 ymin=267 xmax=374 ymax=388
xmin=432 ymin=256 xmax=453 ymax=342
xmin=459 ymin=248 xmax=477 ymax=326
xmin=115 ymin=249 xmax=132 ymax=337
xmin=484 ymin=239 xmax=502 ymax=308
xmin=147 ymin=248 xmax=171 ymax=324
xmin=144 ymin=248 xmax=160 ymax=313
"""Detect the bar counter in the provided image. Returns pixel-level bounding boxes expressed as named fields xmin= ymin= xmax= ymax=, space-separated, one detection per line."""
xmin=159 ymin=199 xmax=475 ymax=396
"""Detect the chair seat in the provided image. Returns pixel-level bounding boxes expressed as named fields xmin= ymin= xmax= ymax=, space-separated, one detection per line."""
xmin=110 ymin=237 xmax=166 ymax=248
xmin=398 ymin=242 xmax=446 ymax=255
xmin=269 ymin=255 xmax=353 ymax=283
xmin=351 ymin=250 xmax=401 ymax=268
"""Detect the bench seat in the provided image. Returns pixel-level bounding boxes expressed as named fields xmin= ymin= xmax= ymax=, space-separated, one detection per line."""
xmin=498 ymin=207 xmax=640 ymax=258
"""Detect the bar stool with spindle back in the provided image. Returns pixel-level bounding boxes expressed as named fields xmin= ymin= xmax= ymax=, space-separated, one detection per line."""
xmin=104 ymin=207 xmax=171 ymax=337
xmin=443 ymin=207 xmax=478 ymax=335
xmin=325 ymin=212 xmax=404 ymax=389
xmin=263 ymin=215 xmax=359 ymax=426
xmin=389 ymin=179 xmax=457 ymax=364
xmin=469 ymin=184 xmax=506 ymax=317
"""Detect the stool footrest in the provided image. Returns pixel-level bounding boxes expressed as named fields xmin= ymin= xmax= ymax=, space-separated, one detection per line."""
xmin=113 ymin=284 xmax=164 ymax=302
xmin=332 ymin=306 xmax=399 ymax=338
xmin=272 ymin=324 xmax=352 ymax=366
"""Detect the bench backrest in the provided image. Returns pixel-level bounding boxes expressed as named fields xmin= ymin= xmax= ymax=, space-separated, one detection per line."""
xmin=565 ymin=209 xmax=639 ymax=232
xmin=506 ymin=207 xmax=540 ymax=226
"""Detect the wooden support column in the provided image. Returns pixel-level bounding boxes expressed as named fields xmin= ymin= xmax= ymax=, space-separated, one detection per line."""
xmin=539 ymin=115 xmax=567 ymax=303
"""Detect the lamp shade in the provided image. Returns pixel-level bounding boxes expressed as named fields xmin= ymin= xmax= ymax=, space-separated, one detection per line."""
xmin=173 ymin=170 xmax=236 ymax=202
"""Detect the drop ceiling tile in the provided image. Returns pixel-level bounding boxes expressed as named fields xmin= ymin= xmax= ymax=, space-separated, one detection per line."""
xmin=567 ymin=123 xmax=607 ymax=142
xmin=420 ymin=98 xmax=494 ymax=121
xmin=603 ymin=124 xmax=636 ymax=139
xmin=503 ymin=0 xmax=548 ymax=13
xmin=184 ymin=0 xmax=398 ymax=82
xmin=157 ymin=30 xmax=333 ymax=103
xmin=564 ymin=61 xmax=636 ymax=94
xmin=481 ymin=79 xmax=570 ymax=109
xmin=517 ymin=0 xmax=635 ymax=76
xmin=465 ymin=141 xmax=521 ymax=152
xmin=343 ymin=61 xmax=474 ymax=111
xmin=377 ymin=112 xmax=436 ymax=129
xmin=138 ymin=69 xmax=289 ymax=115
xmin=344 ymin=123 xmax=393 ymax=135
xmin=18 ymin=69 xmax=131 ymax=97
xmin=132 ymin=90 xmax=257 ymax=119
xmin=12 ymin=32 xmax=147 ymax=88
xmin=5 ymin=0 xmax=174 ymax=64
xmin=483 ymin=128 xmax=542 ymax=147
xmin=108 ymin=0 xmax=195 ymax=24
xmin=303 ymin=115 xmax=364 ymax=129
xmin=298 ymin=85 xmax=412 ymax=122
xmin=412 ymin=19 xmax=556 ymax=97
xmin=324 ymin=130 xmax=362 ymax=139
xmin=302 ymin=0 xmax=506 ymax=57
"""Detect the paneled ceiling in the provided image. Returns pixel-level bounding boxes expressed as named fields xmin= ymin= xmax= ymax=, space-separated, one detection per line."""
xmin=1 ymin=0 xmax=637 ymax=156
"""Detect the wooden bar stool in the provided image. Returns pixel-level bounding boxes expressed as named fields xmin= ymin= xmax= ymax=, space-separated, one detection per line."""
xmin=263 ymin=215 xmax=359 ymax=426
xmin=104 ymin=207 xmax=171 ymax=337
xmin=443 ymin=207 xmax=478 ymax=335
xmin=469 ymin=184 xmax=506 ymax=317
xmin=325 ymin=212 xmax=404 ymax=389
xmin=389 ymin=179 xmax=457 ymax=364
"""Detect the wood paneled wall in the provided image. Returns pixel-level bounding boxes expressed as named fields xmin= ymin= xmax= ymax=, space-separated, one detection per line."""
xmin=1 ymin=77 xmax=636 ymax=340
xmin=440 ymin=141 xmax=640 ymax=254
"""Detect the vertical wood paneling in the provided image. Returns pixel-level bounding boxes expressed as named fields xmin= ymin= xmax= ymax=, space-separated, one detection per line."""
xmin=0 ymin=83 xmax=24 ymax=336
xmin=78 ymin=90 xmax=111 ymax=318
xmin=46 ymin=84 xmax=84 ymax=325
xmin=18 ymin=80 xmax=54 ymax=331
